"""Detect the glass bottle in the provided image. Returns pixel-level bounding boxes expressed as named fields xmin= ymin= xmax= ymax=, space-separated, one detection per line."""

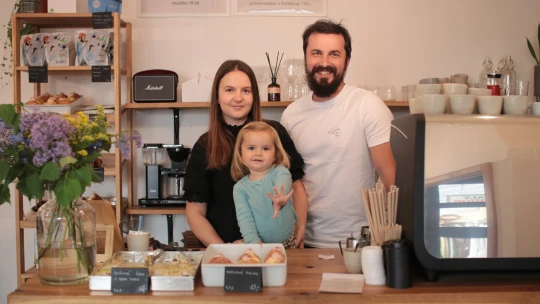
xmin=487 ymin=72 xmax=502 ymax=96
xmin=478 ymin=57 xmax=492 ymax=89
xmin=268 ymin=77 xmax=281 ymax=102
xmin=499 ymin=55 xmax=516 ymax=95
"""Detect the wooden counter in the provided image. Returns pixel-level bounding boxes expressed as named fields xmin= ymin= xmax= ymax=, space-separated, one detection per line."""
xmin=8 ymin=249 xmax=540 ymax=303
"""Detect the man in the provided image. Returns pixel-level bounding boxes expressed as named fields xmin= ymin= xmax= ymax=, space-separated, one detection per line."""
xmin=280 ymin=20 xmax=396 ymax=248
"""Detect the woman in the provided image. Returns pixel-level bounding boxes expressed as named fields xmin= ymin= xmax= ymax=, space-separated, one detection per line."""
xmin=183 ymin=60 xmax=307 ymax=247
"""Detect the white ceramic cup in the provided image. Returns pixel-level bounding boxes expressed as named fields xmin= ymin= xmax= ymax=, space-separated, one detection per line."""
xmin=449 ymin=95 xmax=476 ymax=114
xmin=343 ymin=248 xmax=362 ymax=274
xmin=532 ymin=102 xmax=540 ymax=116
xmin=503 ymin=95 xmax=529 ymax=115
xmin=127 ymin=232 xmax=150 ymax=251
xmin=478 ymin=96 xmax=503 ymax=115
xmin=419 ymin=94 xmax=447 ymax=115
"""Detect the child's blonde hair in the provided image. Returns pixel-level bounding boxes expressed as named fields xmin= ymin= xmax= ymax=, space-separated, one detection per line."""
xmin=231 ymin=122 xmax=290 ymax=181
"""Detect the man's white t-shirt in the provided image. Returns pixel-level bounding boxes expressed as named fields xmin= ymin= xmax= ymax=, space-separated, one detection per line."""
xmin=281 ymin=84 xmax=394 ymax=248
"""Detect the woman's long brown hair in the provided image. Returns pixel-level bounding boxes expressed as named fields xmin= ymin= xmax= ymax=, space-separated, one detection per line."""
xmin=207 ymin=60 xmax=262 ymax=170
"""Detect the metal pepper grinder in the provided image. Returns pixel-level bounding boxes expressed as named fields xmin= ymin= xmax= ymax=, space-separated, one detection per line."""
xmin=346 ymin=232 xmax=359 ymax=249
xmin=360 ymin=226 xmax=371 ymax=247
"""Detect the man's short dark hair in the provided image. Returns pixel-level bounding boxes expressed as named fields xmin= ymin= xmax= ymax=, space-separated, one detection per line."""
xmin=302 ymin=19 xmax=352 ymax=59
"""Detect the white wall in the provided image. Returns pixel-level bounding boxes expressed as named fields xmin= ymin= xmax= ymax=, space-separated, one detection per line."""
xmin=1 ymin=0 xmax=540 ymax=302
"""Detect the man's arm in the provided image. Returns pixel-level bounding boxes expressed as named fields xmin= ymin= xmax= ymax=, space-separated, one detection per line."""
xmin=186 ymin=202 xmax=225 ymax=247
xmin=369 ymin=142 xmax=396 ymax=191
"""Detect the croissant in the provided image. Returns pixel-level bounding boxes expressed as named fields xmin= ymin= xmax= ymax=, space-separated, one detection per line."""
xmin=208 ymin=253 xmax=232 ymax=264
xmin=57 ymin=98 xmax=70 ymax=104
xmin=264 ymin=246 xmax=285 ymax=264
xmin=237 ymin=248 xmax=262 ymax=264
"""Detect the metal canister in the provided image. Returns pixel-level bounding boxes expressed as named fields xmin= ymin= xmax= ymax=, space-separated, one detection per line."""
xmin=346 ymin=232 xmax=359 ymax=249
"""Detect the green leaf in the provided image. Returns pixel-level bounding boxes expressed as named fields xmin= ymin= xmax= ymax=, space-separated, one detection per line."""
xmin=68 ymin=178 xmax=83 ymax=199
xmin=6 ymin=163 xmax=25 ymax=184
xmin=70 ymin=166 xmax=92 ymax=188
xmin=59 ymin=156 xmax=77 ymax=170
xmin=11 ymin=113 xmax=20 ymax=133
xmin=26 ymin=172 xmax=44 ymax=200
xmin=55 ymin=180 xmax=75 ymax=208
xmin=90 ymin=168 xmax=103 ymax=183
xmin=0 ymin=104 xmax=16 ymax=127
xmin=40 ymin=162 xmax=60 ymax=181
xmin=0 ymin=184 xmax=10 ymax=205
xmin=528 ymin=38 xmax=539 ymax=65
xmin=0 ymin=160 xmax=9 ymax=181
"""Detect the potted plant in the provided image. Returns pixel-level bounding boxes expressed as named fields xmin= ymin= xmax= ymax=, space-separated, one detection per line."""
xmin=526 ymin=23 xmax=540 ymax=102
xmin=0 ymin=105 xmax=141 ymax=285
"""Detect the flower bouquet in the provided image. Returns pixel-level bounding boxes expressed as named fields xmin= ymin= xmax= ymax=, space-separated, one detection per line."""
xmin=0 ymin=104 xmax=141 ymax=285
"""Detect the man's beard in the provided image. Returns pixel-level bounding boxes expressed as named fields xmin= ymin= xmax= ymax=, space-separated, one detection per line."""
xmin=305 ymin=64 xmax=347 ymax=98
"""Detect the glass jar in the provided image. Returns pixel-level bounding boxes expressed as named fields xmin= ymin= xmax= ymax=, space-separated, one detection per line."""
xmin=487 ymin=73 xmax=502 ymax=96
xmin=166 ymin=172 xmax=185 ymax=198
xmin=268 ymin=77 xmax=281 ymax=102
xmin=20 ymin=0 xmax=40 ymax=13
xmin=36 ymin=198 xmax=96 ymax=285
xmin=478 ymin=56 xmax=492 ymax=89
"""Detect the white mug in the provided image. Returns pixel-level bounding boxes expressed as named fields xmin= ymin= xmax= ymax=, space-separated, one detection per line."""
xmin=532 ymin=102 xmax=540 ymax=116
xmin=127 ymin=232 xmax=150 ymax=251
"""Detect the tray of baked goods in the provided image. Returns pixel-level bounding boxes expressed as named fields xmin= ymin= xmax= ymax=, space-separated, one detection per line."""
xmin=202 ymin=243 xmax=287 ymax=287
xmin=89 ymin=250 xmax=205 ymax=291
xmin=24 ymin=92 xmax=83 ymax=114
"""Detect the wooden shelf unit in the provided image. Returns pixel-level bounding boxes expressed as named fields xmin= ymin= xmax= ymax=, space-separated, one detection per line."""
xmin=11 ymin=12 xmax=132 ymax=288
xmin=15 ymin=65 xmax=127 ymax=74
xmin=126 ymin=100 xmax=408 ymax=110
xmin=126 ymin=206 xmax=186 ymax=215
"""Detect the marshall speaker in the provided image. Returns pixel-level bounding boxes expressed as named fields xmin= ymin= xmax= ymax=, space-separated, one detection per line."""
xmin=133 ymin=69 xmax=178 ymax=103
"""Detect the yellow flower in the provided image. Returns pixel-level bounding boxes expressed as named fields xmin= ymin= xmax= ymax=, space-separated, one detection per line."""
xmin=76 ymin=150 xmax=88 ymax=157
xmin=82 ymin=135 xmax=94 ymax=142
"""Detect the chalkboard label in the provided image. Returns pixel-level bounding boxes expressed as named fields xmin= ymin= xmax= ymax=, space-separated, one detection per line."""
xmin=224 ymin=267 xmax=262 ymax=293
xmin=28 ymin=66 xmax=48 ymax=83
xmin=92 ymin=65 xmax=111 ymax=83
xmin=93 ymin=167 xmax=104 ymax=182
xmin=92 ymin=12 xmax=113 ymax=29
xmin=111 ymin=268 xmax=149 ymax=295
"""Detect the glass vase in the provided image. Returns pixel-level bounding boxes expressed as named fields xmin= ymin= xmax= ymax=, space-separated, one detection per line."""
xmin=36 ymin=198 xmax=96 ymax=285
xmin=268 ymin=77 xmax=281 ymax=102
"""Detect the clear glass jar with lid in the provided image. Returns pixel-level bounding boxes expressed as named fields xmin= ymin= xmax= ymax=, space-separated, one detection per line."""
xmin=499 ymin=56 xmax=516 ymax=95
xmin=487 ymin=72 xmax=502 ymax=96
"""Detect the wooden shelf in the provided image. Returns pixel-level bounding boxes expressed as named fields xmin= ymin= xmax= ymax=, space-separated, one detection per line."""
xmin=125 ymin=101 xmax=293 ymax=109
xmin=20 ymin=220 xmax=36 ymax=229
xmin=21 ymin=266 xmax=38 ymax=280
xmin=126 ymin=206 xmax=186 ymax=215
xmin=14 ymin=13 xmax=126 ymax=28
xmin=100 ymin=152 xmax=124 ymax=177
xmin=16 ymin=66 xmax=127 ymax=75
xmin=125 ymin=100 xmax=408 ymax=109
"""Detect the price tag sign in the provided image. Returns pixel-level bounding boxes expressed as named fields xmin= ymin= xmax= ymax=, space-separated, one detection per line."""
xmin=93 ymin=167 xmax=104 ymax=182
xmin=28 ymin=66 xmax=48 ymax=83
xmin=223 ymin=267 xmax=262 ymax=293
xmin=92 ymin=12 xmax=113 ymax=29
xmin=92 ymin=65 xmax=111 ymax=82
xmin=111 ymin=268 xmax=149 ymax=295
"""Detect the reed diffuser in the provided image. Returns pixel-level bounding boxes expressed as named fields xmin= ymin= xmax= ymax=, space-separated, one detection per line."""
xmin=266 ymin=51 xmax=284 ymax=102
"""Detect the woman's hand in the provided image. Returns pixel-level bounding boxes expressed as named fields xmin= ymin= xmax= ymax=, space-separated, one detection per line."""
xmin=267 ymin=185 xmax=294 ymax=219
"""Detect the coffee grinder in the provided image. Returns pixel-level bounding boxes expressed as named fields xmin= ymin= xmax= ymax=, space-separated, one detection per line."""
xmin=138 ymin=109 xmax=191 ymax=244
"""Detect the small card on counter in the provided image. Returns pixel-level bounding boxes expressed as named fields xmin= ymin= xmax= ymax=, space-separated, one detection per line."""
xmin=318 ymin=273 xmax=364 ymax=294
xmin=224 ymin=266 xmax=262 ymax=293
xmin=92 ymin=66 xmax=111 ymax=82
xmin=111 ymin=267 xmax=149 ymax=294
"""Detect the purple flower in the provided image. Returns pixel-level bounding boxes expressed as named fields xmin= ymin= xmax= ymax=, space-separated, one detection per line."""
xmin=22 ymin=112 xmax=76 ymax=166
xmin=116 ymin=131 xmax=142 ymax=160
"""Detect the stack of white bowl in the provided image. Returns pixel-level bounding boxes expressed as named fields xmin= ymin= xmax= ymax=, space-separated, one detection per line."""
xmin=409 ymin=78 xmax=529 ymax=116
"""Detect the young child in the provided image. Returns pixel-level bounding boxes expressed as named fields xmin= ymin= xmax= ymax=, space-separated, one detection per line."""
xmin=231 ymin=121 xmax=298 ymax=248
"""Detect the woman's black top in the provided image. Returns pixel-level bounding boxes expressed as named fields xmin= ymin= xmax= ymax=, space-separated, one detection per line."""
xmin=183 ymin=120 xmax=305 ymax=243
